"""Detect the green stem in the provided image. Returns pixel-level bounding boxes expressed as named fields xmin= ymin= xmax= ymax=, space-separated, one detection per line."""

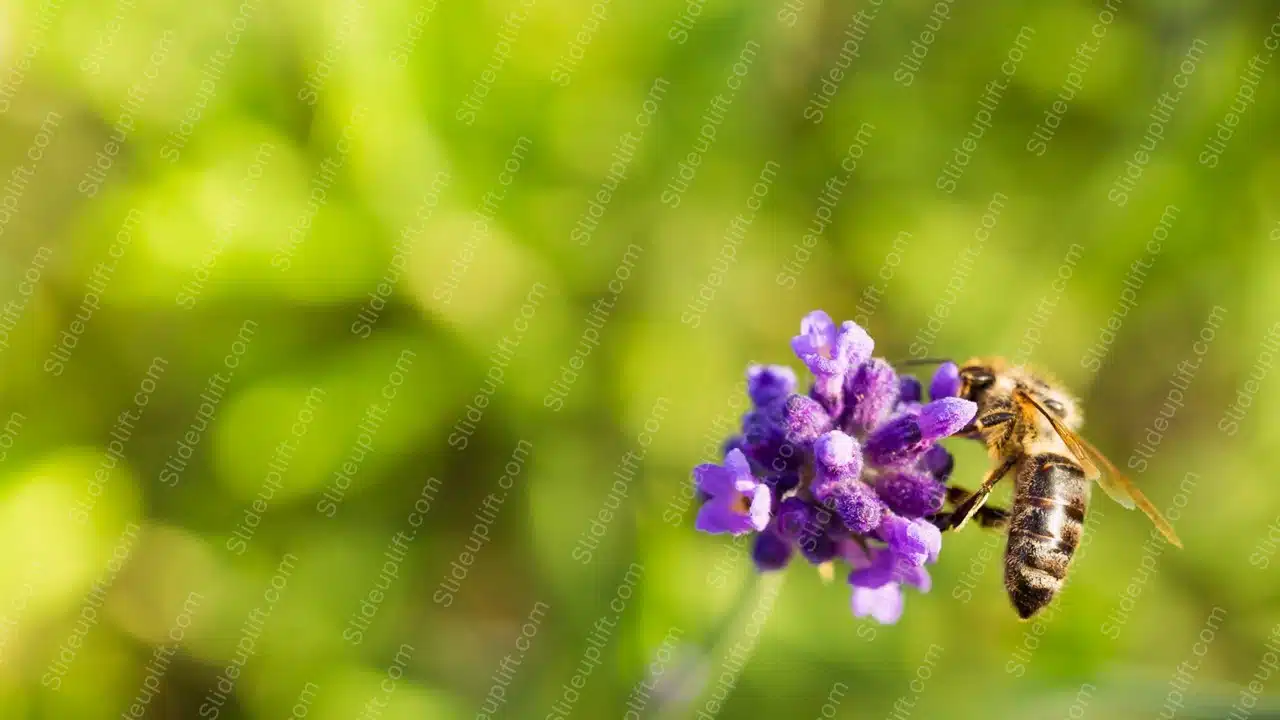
xmin=651 ymin=570 xmax=786 ymax=720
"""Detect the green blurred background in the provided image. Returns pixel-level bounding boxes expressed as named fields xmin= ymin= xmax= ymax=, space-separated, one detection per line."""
xmin=1 ymin=0 xmax=1279 ymax=717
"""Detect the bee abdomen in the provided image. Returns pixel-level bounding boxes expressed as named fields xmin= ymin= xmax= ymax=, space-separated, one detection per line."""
xmin=1004 ymin=454 xmax=1089 ymax=619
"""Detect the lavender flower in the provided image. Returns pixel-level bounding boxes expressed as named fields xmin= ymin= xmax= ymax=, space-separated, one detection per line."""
xmin=848 ymin=545 xmax=931 ymax=624
xmin=845 ymin=516 xmax=943 ymax=622
xmin=878 ymin=514 xmax=942 ymax=565
xmin=752 ymin=527 xmax=793 ymax=571
xmin=690 ymin=311 xmax=978 ymax=625
xmin=781 ymin=395 xmax=831 ymax=447
xmin=791 ymin=312 xmax=872 ymax=376
xmin=875 ymin=470 xmax=945 ymax=518
xmin=694 ymin=449 xmax=771 ymax=534
xmin=747 ymin=364 xmax=797 ymax=407
xmin=898 ymin=375 xmax=923 ymax=404
xmin=844 ymin=358 xmax=899 ymax=434
xmin=929 ymin=361 xmax=961 ymax=399
xmin=850 ymin=579 xmax=906 ymax=624
xmin=863 ymin=397 xmax=974 ymax=468
xmin=816 ymin=478 xmax=885 ymax=534
xmin=920 ymin=445 xmax=954 ymax=482
xmin=793 ymin=314 xmax=874 ymax=413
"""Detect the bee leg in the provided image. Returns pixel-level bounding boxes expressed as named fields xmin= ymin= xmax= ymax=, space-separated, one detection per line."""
xmin=958 ymin=410 xmax=1018 ymax=439
xmin=942 ymin=485 xmax=970 ymax=506
xmin=950 ymin=457 xmax=1017 ymax=531
xmin=930 ymin=488 xmax=1009 ymax=531
xmin=928 ymin=487 xmax=972 ymax=528
xmin=972 ymin=503 xmax=1009 ymax=529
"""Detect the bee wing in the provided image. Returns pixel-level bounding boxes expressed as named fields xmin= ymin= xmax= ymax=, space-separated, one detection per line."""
xmin=1016 ymin=390 xmax=1182 ymax=549
xmin=1073 ymin=432 xmax=1183 ymax=549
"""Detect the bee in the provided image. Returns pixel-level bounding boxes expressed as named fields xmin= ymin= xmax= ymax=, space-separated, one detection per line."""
xmin=928 ymin=356 xmax=1182 ymax=620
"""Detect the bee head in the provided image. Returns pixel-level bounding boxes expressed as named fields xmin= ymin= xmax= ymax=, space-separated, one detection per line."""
xmin=957 ymin=363 xmax=997 ymax=402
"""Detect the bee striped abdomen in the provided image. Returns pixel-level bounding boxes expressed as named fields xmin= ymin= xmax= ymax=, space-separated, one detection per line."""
xmin=1004 ymin=453 xmax=1090 ymax=619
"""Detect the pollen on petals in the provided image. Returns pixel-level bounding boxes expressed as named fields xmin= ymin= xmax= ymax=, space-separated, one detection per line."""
xmin=863 ymin=415 xmax=925 ymax=467
xmin=814 ymin=431 xmax=859 ymax=472
xmin=845 ymin=358 xmax=899 ymax=433
xmin=814 ymin=479 xmax=884 ymax=534
xmin=782 ymin=394 xmax=832 ymax=445
xmin=918 ymin=397 xmax=977 ymax=440
xmin=836 ymin=321 xmax=875 ymax=369
xmin=875 ymin=471 xmax=945 ymax=518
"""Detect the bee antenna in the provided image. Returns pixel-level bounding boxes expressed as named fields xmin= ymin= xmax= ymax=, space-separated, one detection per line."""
xmin=893 ymin=357 xmax=950 ymax=368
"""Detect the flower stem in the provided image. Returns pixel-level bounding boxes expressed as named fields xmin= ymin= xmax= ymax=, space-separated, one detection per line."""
xmin=650 ymin=570 xmax=786 ymax=720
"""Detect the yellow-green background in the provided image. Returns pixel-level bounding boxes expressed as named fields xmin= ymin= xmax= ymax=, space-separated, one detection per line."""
xmin=1 ymin=0 xmax=1279 ymax=717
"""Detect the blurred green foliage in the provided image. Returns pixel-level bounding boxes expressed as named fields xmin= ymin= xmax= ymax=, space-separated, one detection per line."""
xmin=1 ymin=0 xmax=1279 ymax=718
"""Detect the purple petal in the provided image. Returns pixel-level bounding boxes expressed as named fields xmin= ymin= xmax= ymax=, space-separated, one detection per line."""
xmin=814 ymin=431 xmax=860 ymax=472
xmin=752 ymin=529 xmax=792 ymax=571
xmin=814 ymin=430 xmax=865 ymax=481
xmin=844 ymin=358 xmax=899 ymax=433
xmin=791 ymin=311 xmax=837 ymax=364
xmin=919 ymin=445 xmax=954 ymax=481
xmin=810 ymin=374 xmax=845 ymax=416
xmin=895 ymin=402 xmax=924 ymax=417
xmin=798 ymin=526 xmax=839 ymax=564
xmin=898 ymin=376 xmax=923 ymax=404
xmin=843 ymin=539 xmax=873 ymax=569
xmin=722 ymin=435 xmax=746 ymax=459
xmin=766 ymin=471 xmax=800 ymax=498
xmin=851 ymin=583 xmax=904 ymax=624
xmin=863 ymin=415 xmax=926 ymax=468
xmin=849 ymin=549 xmax=896 ymax=589
xmin=796 ymin=505 xmax=840 ymax=564
xmin=913 ymin=519 xmax=942 ymax=563
xmin=814 ymin=452 xmax=861 ymax=487
xmin=835 ymin=321 xmax=875 ymax=369
xmin=723 ymin=448 xmax=752 ymax=478
xmin=775 ymin=497 xmax=813 ymax=540
xmin=930 ymin=362 xmax=961 ymax=399
xmin=835 ymin=537 xmax=862 ymax=566
xmin=694 ymin=464 xmax=735 ymax=497
xmin=797 ymin=327 xmax=852 ymax=376
xmin=899 ymin=563 xmax=932 ymax=592
xmin=741 ymin=407 xmax=781 ymax=445
xmin=695 ymin=497 xmax=754 ymax=534
xmin=878 ymin=514 xmax=928 ymax=565
xmin=918 ymin=397 xmax=977 ymax=440
xmin=742 ymin=408 xmax=794 ymax=472
xmin=747 ymin=364 xmax=797 ymax=407
xmin=875 ymin=471 xmax=945 ymax=518
xmin=748 ymin=485 xmax=772 ymax=531
xmin=800 ymin=310 xmax=836 ymax=340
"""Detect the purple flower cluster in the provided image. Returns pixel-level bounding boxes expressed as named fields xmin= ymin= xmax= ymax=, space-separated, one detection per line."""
xmin=692 ymin=311 xmax=975 ymax=624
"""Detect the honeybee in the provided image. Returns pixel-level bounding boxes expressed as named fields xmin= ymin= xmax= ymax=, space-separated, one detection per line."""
xmin=928 ymin=356 xmax=1182 ymax=619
